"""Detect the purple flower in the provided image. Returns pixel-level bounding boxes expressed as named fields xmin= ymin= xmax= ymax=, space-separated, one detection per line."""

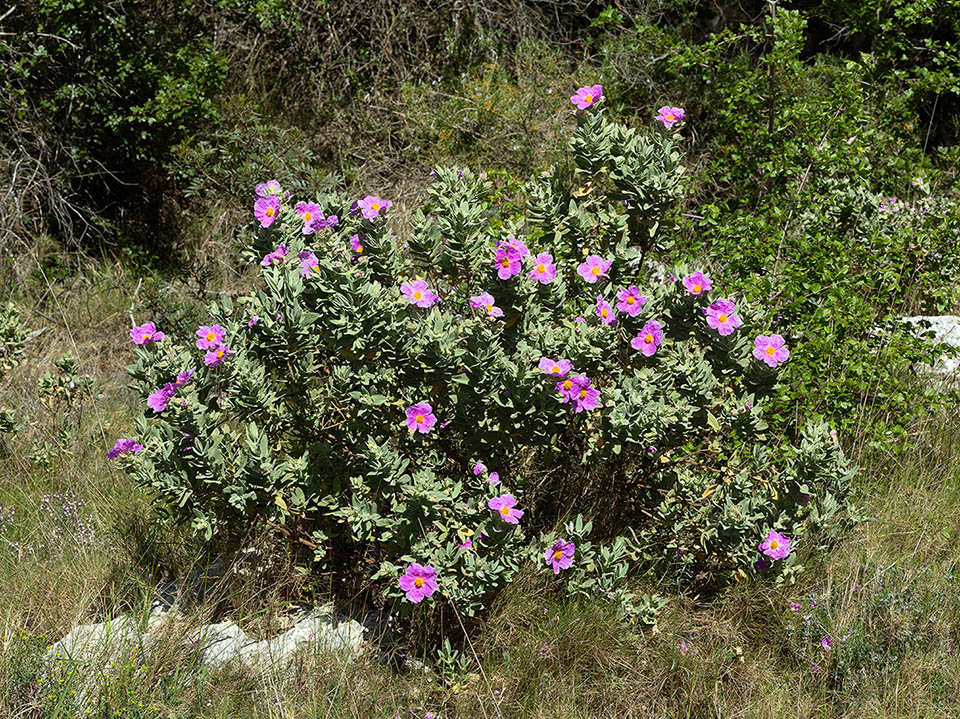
xmin=298 ymin=250 xmax=319 ymax=276
xmin=682 ymin=271 xmax=711 ymax=296
xmin=295 ymin=201 xmax=323 ymax=235
xmin=175 ymin=369 xmax=194 ymax=387
xmin=545 ymin=539 xmax=575 ymax=574
xmin=616 ymin=286 xmax=647 ymax=316
xmin=488 ymin=472 xmax=500 ymax=485
xmin=398 ymin=563 xmax=438 ymax=603
xmin=528 ymin=252 xmax=557 ymax=284
xmin=495 ymin=244 xmax=522 ymax=280
xmin=555 ymin=374 xmax=589 ymax=404
xmin=473 ymin=461 xmax=486 ymax=476
xmin=255 ymin=179 xmax=282 ymax=198
xmin=400 ymin=279 xmax=439 ymax=308
xmin=107 ymin=438 xmax=143 ymax=460
xmin=488 ymin=494 xmax=523 ymax=524
xmin=405 ymin=402 xmax=437 ymax=434
xmin=350 ymin=234 xmax=364 ymax=255
xmin=680 ymin=640 xmax=699 ymax=655
xmin=595 ymin=295 xmax=617 ymax=325
xmin=309 ymin=214 xmax=338 ymax=232
xmin=538 ymin=357 xmax=572 ymax=377
xmin=570 ymin=84 xmax=603 ymax=110
xmin=820 ymin=636 xmax=833 ymax=651
xmin=195 ymin=324 xmax=226 ymax=350
xmin=248 ymin=316 xmax=259 ymax=327
xmin=260 ymin=243 xmax=289 ymax=267
xmin=470 ymin=292 xmax=504 ymax=318
xmin=504 ymin=235 xmax=530 ymax=258
xmin=572 ymin=378 xmax=600 ymax=413
xmin=704 ymin=298 xmax=743 ymax=336
xmin=204 ymin=345 xmax=234 ymax=367
xmin=458 ymin=539 xmax=473 ymax=551
xmin=631 ymin=320 xmax=663 ymax=356
xmin=147 ymin=384 xmax=176 ymax=413
xmin=753 ymin=334 xmax=790 ymax=368
xmin=129 ymin=322 xmax=165 ymax=345
xmin=357 ymin=195 xmax=392 ymax=220
xmin=655 ymin=105 xmax=685 ymax=129
xmin=790 ymin=602 xmax=802 ymax=612
xmin=254 ymin=196 xmax=281 ymax=228
xmin=759 ymin=529 xmax=791 ymax=560
xmin=576 ymin=255 xmax=612 ymax=284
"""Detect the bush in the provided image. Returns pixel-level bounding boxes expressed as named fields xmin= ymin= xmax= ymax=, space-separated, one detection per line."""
xmin=115 ymin=101 xmax=857 ymax=624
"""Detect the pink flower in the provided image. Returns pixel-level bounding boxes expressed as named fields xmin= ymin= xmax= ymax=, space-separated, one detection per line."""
xmin=576 ymin=255 xmax=611 ymax=284
xmin=495 ymin=244 xmax=522 ymax=280
xmin=631 ymin=320 xmax=663 ymax=356
xmin=488 ymin=494 xmax=523 ymax=524
xmin=753 ymin=334 xmax=790 ymax=368
xmin=204 ymin=345 xmax=234 ymax=367
xmin=400 ymin=280 xmax=439 ymax=308
xmin=616 ymin=286 xmax=647 ymax=316
xmin=820 ymin=635 xmax=833 ymax=651
xmin=130 ymin=322 xmax=165 ymax=345
xmin=504 ymin=235 xmax=530 ymax=258
xmin=349 ymin=234 xmax=364 ymax=255
xmin=107 ymin=438 xmax=143 ymax=460
xmin=572 ymin=378 xmax=600 ymax=413
xmin=248 ymin=316 xmax=259 ymax=327
xmin=405 ymin=402 xmax=437 ymax=433
xmin=308 ymin=214 xmax=338 ymax=232
xmin=357 ymin=195 xmax=392 ymax=220
xmin=570 ymin=84 xmax=603 ymax=110
xmin=488 ymin=472 xmax=500 ymax=485
xmin=469 ymin=292 xmax=504 ymax=318
xmin=704 ymin=299 xmax=742 ymax=336
xmin=473 ymin=461 xmax=486 ymax=476
xmin=655 ymin=105 xmax=685 ymax=129
xmin=260 ymin=243 xmax=289 ymax=267
xmin=682 ymin=271 xmax=711 ymax=296
xmin=175 ymin=369 xmax=194 ymax=387
xmin=545 ymin=539 xmax=575 ymax=574
xmin=298 ymin=250 xmax=319 ymax=276
xmin=195 ymin=324 xmax=226 ymax=350
xmin=528 ymin=253 xmax=557 ymax=284
xmin=680 ymin=640 xmax=699 ymax=655
xmin=254 ymin=196 xmax=281 ymax=228
xmin=555 ymin=374 xmax=589 ymax=403
xmin=147 ymin=384 xmax=176 ymax=413
xmin=295 ymin=201 xmax=323 ymax=235
xmin=790 ymin=602 xmax=802 ymax=612
xmin=595 ymin=295 xmax=617 ymax=325
xmin=538 ymin=357 xmax=572 ymax=377
xmin=255 ymin=179 xmax=282 ymax=198
xmin=759 ymin=529 xmax=791 ymax=560
xmin=398 ymin=563 xmax=438 ymax=603
xmin=458 ymin=539 xmax=473 ymax=551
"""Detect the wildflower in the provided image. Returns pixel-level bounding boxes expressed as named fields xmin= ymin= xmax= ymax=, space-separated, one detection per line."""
xmin=146 ymin=384 xmax=176 ymax=413
xmin=576 ymin=255 xmax=611 ymax=284
xmin=616 ymin=286 xmax=647 ymax=316
xmin=595 ymin=295 xmax=617 ymax=325
xmin=682 ymin=271 xmax=711 ymax=296
xmin=488 ymin=494 xmax=523 ymax=524
xmin=175 ymin=369 xmax=194 ymax=387
xmin=107 ymin=438 xmax=143 ymax=460
xmin=556 ymin=374 xmax=589 ymax=403
xmin=405 ymin=402 xmax=437 ymax=434
xmin=755 ymin=559 xmax=770 ymax=572
xmin=260 ymin=243 xmax=289 ymax=267
xmin=400 ymin=279 xmax=439 ymax=308
xmin=820 ymin=636 xmax=833 ymax=651
xmin=504 ymin=235 xmax=530 ymax=258
xmin=759 ymin=529 xmax=791 ymax=560
xmin=753 ymin=334 xmax=790 ymax=368
xmin=527 ymin=252 xmax=557 ymax=284
xmin=572 ymin=378 xmax=600 ymax=413
xmin=255 ymin=179 xmax=282 ymax=198
xmin=680 ymin=640 xmax=699 ymax=655
xmin=254 ymin=196 xmax=281 ymax=228
xmin=495 ymin=244 xmax=522 ymax=280
xmin=570 ymin=84 xmax=603 ymax=110
xmin=655 ymin=105 xmax=686 ymax=129
xmin=538 ymin=357 xmax=572 ymax=377
xmin=488 ymin=472 xmax=500 ymax=485
xmin=309 ymin=214 xmax=338 ymax=232
xmin=545 ymin=539 xmax=575 ymax=574
xmin=298 ymin=251 xmax=320 ymax=276
xmin=631 ymin=320 xmax=663 ymax=356
xmin=349 ymin=234 xmax=364 ymax=255
xmin=129 ymin=322 xmax=165 ymax=345
xmin=704 ymin=299 xmax=743 ymax=336
xmin=398 ymin=563 xmax=438 ymax=603
xmin=469 ymin=292 xmax=504 ymax=318
xmin=295 ymin=202 xmax=323 ymax=234
xmin=473 ymin=461 xmax=486 ymax=476
xmin=195 ymin=324 xmax=226 ymax=350
xmin=458 ymin=539 xmax=472 ymax=551
xmin=790 ymin=602 xmax=802 ymax=612
xmin=248 ymin=316 xmax=259 ymax=327
xmin=357 ymin=195 xmax=392 ymax=220
xmin=204 ymin=345 xmax=234 ymax=367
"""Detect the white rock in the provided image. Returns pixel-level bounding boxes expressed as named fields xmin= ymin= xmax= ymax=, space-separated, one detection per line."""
xmin=900 ymin=316 xmax=960 ymax=381
xmin=45 ymin=614 xmax=142 ymax=665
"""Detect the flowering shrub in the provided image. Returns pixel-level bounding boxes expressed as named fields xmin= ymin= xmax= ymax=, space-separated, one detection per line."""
xmin=116 ymin=100 xmax=857 ymax=620
xmin=0 ymin=303 xmax=27 ymax=380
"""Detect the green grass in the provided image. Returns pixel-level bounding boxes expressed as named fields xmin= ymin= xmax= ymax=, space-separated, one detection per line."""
xmin=1 ymin=262 xmax=958 ymax=718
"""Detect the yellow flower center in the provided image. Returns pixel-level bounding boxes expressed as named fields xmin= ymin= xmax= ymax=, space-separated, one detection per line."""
xmin=579 ymin=389 xmax=588 ymax=399
xmin=500 ymin=506 xmax=511 ymax=516
xmin=356 ymin=246 xmax=363 ymax=253
xmin=265 ymin=207 xmax=275 ymax=217
xmin=216 ymin=350 xmax=224 ymax=359
xmin=626 ymin=296 xmax=635 ymax=305
xmin=562 ymin=380 xmax=572 ymax=390
xmin=484 ymin=304 xmax=493 ymax=313
xmin=142 ymin=333 xmax=152 ymax=340
xmin=206 ymin=332 xmax=215 ymax=342
xmin=553 ymin=550 xmax=563 ymax=559
xmin=371 ymin=202 xmax=380 ymax=211
xmin=303 ymin=212 xmax=312 ymax=221
xmin=312 ymin=264 xmax=322 ymax=274
xmin=501 ymin=258 xmax=510 ymax=267
xmin=537 ymin=264 xmax=546 ymax=273
xmin=551 ymin=365 xmax=561 ymax=374
xmin=644 ymin=333 xmax=653 ymax=343
xmin=413 ymin=291 xmax=423 ymax=300
xmin=601 ymin=308 xmax=608 ymax=317
xmin=766 ymin=345 xmax=776 ymax=356
xmin=769 ymin=540 xmax=779 ymax=550
xmin=591 ymin=266 xmax=601 ymax=276
xmin=693 ymin=284 xmax=702 ymax=294
xmin=584 ymin=94 xmax=593 ymax=103
xmin=718 ymin=313 xmax=728 ymax=323
xmin=666 ymin=113 xmax=675 ymax=121
xmin=415 ymin=414 xmax=424 ymax=424
xmin=414 ymin=577 xmax=424 ymax=587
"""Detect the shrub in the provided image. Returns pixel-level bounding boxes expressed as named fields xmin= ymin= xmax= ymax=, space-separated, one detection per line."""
xmin=115 ymin=101 xmax=857 ymax=623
